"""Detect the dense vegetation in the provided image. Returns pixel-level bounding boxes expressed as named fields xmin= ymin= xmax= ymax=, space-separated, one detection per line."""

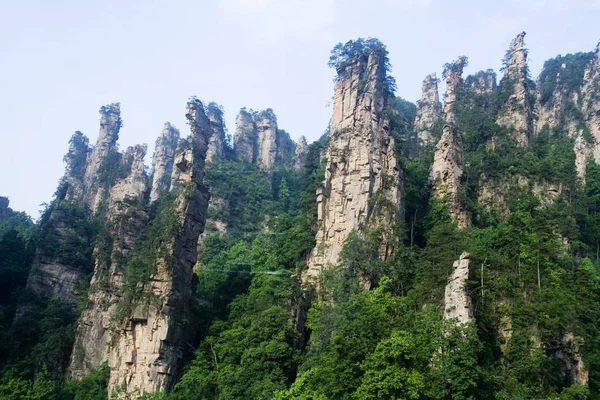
xmin=2 ymin=39 xmax=600 ymax=400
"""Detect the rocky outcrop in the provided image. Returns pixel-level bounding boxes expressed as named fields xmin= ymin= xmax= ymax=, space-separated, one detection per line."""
xmin=294 ymin=136 xmax=308 ymax=170
xmin=83 ymin=103 xmax=122 ymax=212
xmin=70 ymin=145 xmax=149 ymax=379
xmin=107 ymin=98 xmax=211 ymax=397
xmin=496 ymin=32 xmax=533 ymax=147
xmin=304 ymin=44 xmax=403 ymax=282
xmin=431 ymin=57 xmax=470 ymax=228
xmin=60 ymin=131 xmax=90 ymax=203
xmin=444 ymin=252 xmax=472 ymax=324
xmin=150 ymin=123 xmax=180 ymax=203
xmin=415 ymin=73 xmax=441 ymax=146
xmin=206 ymin=103 xmax=226 ymax=163
xmin=578 ymin=43 xmax=600 ymax=180
xmin=555 ymin=332 xmax=588 ymax=386
xmin=234 ymin=109 xmax=257 ymax=164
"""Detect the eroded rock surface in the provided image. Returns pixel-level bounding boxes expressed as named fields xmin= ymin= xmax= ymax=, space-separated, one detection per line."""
xmin=304 ymin=46 xmax=403 ymax=282
xmin=415 ymin=73 xmax=441 ymax=146
xmin=431 ymin=56 xmax=470 ymax=227
xmin=107 ymin=98 xmax=211 ymax=397
xmin=444 ymin=252 xmax=472 ymax=324
xmin=150 ymin=123 xmax=180 ymax=203
xmin=206 ymin=103 xmax=226 ymax=163
xmin=70 ymin=145 xmax=149 ymax=378
xmin=234 ymin=109 xmax=257 ymax=164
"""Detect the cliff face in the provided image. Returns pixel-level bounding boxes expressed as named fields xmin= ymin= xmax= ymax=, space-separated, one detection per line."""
xmin=107 ymin=99 xmax=211 ymax=396
xmin=444 ymin=252 xmax=472 ymax=324
xmin=83 ymin=103 xmax=122 ymax=212
xmin=578 ymin=43 xmax=600 ymax=180
xmin=206 ymin=103 xmax=226 ymax=163
xmin=415 ymin=73 xmax=442 ymax=146
xmin=70 ymin=145 xmax=149 ymax=378
xmin=496 ymin=32 xmax=533 ymax=147
xmin=304 ymin=47 xmax=403 ymax=282
xmin=430 ymin=57 xmax=470 ymax=228
xmin=150 ymin=123 xmax=180 ymax=203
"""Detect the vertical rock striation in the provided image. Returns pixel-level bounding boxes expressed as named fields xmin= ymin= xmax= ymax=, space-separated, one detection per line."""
xmin=83 ymin=103 xmax=122 ymax=212
xmin=255 ymin=111 xmax=278 ymax=170
xmin=496 ymin=32 xmax=533 ymax=147
xmin=70 ymin=145 xmax=149 ymax=378
xmin=431 ymin=56 xmax=470 ymax=228
xmin=578 ymin=42 xmax=600 ymax=179
xmin=415 ymin=73 xmax=442 ymax=146
xmin=206 ymin=102 xmax=226 ymax=163
xmin=234 ymin=109 xmax=257 ymax=164
xmin=294 ymin=136 xmax=308 ymax=170
xmin=150 ymin=123 xmax=180 ymax=203
xmin=304 ymin=43 xmax=403 ymax=282
xmin=444 ymin=252 xmax=472 ymax=324
xmin=107 ymin=98 xmax=211 ymax=396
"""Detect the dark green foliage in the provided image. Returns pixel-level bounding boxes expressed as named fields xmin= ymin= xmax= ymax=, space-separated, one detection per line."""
xmin=539 ymin=52 xmax=595 ymax=105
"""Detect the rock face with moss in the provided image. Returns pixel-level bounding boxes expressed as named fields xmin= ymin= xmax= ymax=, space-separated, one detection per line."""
xmin=415 ymin=73 xmax=441 ymax=146
xmin=496 ymin=32 xmax=533 ymax=147
xmin=430 ymin=56 xmax=470 ymax=228
xmin=70 ymin=144 xmax=149 ymax=379
xmin=206 ymin=103 xmax=226 ymax=163
xmin=83 ymin=103 xmax=122 ymax=211
xmin=444 ymin=252 xmax=472 ymax=324
xmin=579 ymin=43 xmax=600 ymax=179
xmin=150 ymin=123 xmax=180 ymax=203
xmin=107 ymin=98 xmax=211 ymax=396
xmin=304 ymin=41 xmax=403 ymax=282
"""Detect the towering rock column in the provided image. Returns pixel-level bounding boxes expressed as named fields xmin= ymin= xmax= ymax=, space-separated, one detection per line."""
xmin=107 ymin=98 xmax=211 ymax=396
xmin=496 ymin=32 xmax=533 ymax=147
xmin=256 ymin=112 xmax=278 ymax=170
xmin=70 ymin=145 xmax=149 ymax=378
xmin=234 ymin=109 xmax=257 ymax=163
xmin=431 ymin=57 xmax=470 ymax=228
xmin=60 ymin=131 xmax=90 ymax=202
xmin=206 ymin=103 xmax=226 ymax=163
xmin=415 ymin=73 xmax=442 ymax=146
xmin=444 ymin=252 xmax=472 ymax=324
xmin=150 ymin=123 xmax=180 ymax=203
xmin=83 ymin=103 xmax=122 ymax=211
xmin=304 ymin=44 xmax=403 ymax=282
xmin=294 ymin=136 xmax=308 ymax=170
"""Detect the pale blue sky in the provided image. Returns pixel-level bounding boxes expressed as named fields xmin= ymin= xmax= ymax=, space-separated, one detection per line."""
xmin=1 ymin=0 xmax=599 ymax=217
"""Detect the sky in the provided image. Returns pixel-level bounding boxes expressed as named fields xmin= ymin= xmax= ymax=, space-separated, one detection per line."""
xmin=1 ymin=0 xmax=599 ymax=218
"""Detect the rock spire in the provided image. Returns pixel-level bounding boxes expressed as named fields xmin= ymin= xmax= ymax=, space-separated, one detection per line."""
xmin=496 ymin=32 xmax=533 ymax=147
xmin=415 ymin=73 xmax=442 ymax=146
xmin=304 ymin=41 xmax=403 ymax=282
xmin=150 ymin=123 xmax=180 ymax=203
xmin=430 ymin=56 xmax=470 ymax=228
